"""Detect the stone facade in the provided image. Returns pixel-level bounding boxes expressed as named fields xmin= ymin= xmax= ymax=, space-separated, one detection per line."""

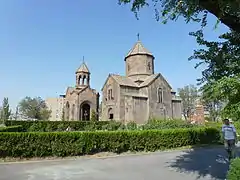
xmin=64 ymin=62 xmax=100 ymax=121
xmin=101 ymin=40 xmax=182 ymax=124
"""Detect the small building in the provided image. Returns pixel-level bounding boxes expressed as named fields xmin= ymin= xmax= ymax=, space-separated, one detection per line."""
xmin=45 ymin=96 xmax=65 ymax=121
xmin=63 ymin=61 xmax=100 ymax=121
xmin=101 ymin=39 xmax=182 ymax=124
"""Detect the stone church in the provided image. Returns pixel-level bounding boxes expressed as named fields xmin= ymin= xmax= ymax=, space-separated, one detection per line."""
xmin=64 ymin=61 xmax=100 ymax=121
xmin=101 ymin=40 xmax=182 ymax=124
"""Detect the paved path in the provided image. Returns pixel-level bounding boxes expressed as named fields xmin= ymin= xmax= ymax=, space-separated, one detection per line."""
xmin=0 ymin=146 xmax=237 ymax=180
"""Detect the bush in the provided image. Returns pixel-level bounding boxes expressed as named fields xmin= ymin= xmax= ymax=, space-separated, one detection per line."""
xmin=101 ymin=121 xmax=122 ymax=131
xmin=0 ymin=127 xmax=221 ymax=158
xmin=126 ymin=121 xmax=137 ymax=130
xmin=227 ymin=158 xmax=240 ymax=180
xmin=0 ymin=125 xmax=23 ymax=132
xmin=5 ymin=120 xmax=111 ymax=132
xmin=142 ymin=119 xmax=198 ymax=130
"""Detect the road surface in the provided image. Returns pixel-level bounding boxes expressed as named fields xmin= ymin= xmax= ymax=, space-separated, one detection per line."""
xmin=0 ymin=146 xmax=237 ymax=180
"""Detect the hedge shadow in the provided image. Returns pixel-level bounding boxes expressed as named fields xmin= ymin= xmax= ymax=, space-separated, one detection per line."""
xmin=168 ymin=145 xmax=240 ymax=180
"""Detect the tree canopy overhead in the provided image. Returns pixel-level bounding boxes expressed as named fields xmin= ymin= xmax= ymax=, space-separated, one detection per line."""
xmin=189 ymin=30 xmax=240 ymax=85
xmin=118 ymin=0 xmax=240 ymax=32
xmin=190 ymin=29 xmax=240 ymax=120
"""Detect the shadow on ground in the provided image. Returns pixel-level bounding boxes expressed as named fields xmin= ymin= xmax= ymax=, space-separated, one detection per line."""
xmin=168 ymin=145 xmax=240 ymax=180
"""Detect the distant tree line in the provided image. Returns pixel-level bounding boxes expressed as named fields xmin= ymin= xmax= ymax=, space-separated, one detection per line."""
xmin=0 ymin=96 xmax=51 ymax=125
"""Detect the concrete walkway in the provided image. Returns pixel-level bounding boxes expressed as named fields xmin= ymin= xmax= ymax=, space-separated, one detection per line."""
xmin=0 ymin=146 xmax=235 ymax=180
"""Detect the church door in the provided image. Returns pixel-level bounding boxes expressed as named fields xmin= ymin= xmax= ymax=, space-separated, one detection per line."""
xmin=80 ymin=103 xmax=90 ymax=121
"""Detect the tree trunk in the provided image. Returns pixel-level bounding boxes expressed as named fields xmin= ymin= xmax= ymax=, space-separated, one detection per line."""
xmin=200 ymin=0 xmax=240 ymax=33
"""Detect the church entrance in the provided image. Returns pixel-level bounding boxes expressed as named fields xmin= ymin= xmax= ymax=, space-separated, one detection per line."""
xmin=80 ymin=103 xmax=90 ymax=121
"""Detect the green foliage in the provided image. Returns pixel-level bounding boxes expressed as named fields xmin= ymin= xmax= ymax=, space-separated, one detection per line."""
xmin=227 ymin=158 xmax=240 ymax=180
xmin=190 ymin=29 xmax=240 ymax=121
xmin=90 ymin=110 xmax=97 ymax=121
xmin=18 ymin=96 xmax=51 ymax=120
xmin=101 ymin=121 xmax=122 ymax=131
xmin=0 ymin=125 xmax=23 ymax=132
xmin=118 ymin=0 xmax=240 ymax=32
xmin=126 ymin=121 xmax=137 ymax=130
xmin=202 ymin=76 xmax=240 ymax=121
xmin=5 ymin=119 xmax=201 ymax=132
xmin=189 ymin=30 xmax=240 ymax=84
xmin=0 ymin=97 xmax=11 ymax=124
xmin=0 ymin=127 xmax=221 ymax=158
xmin=177 ymin=84 xmax=199 ymax=119
xmin=142 ymin=119 xmax=198 ymax=130
xmin=5 ymin=120 xmax=112 ymax=132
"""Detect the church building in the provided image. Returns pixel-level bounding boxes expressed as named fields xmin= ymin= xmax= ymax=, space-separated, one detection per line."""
xmin=101 ymin=39 xmax=182 ymax=124
xmin=64 ymin=61 xmax=100 ymax=121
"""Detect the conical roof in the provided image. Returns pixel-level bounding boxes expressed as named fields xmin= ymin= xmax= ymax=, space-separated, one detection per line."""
xmin=76 ymin=62 xmax=90 ymax=73
xmin=125 ymin=41 xmax=153 ymax=60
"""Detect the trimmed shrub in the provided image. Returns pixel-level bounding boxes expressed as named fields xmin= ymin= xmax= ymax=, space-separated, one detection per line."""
xmin=101 ymin=121 xmax=122 ymax=131
xmin=0 ymin=127 xmax=221 ymax=158
xmin=0 ymin=125 xmax=23 ymax=132
xmin=227 ymin=158 xmax=240 ymax=180
xmin=5 ymin=120 xmax=111 ymax=132
xmin=142 ymin=119 xmax=198 ymax=130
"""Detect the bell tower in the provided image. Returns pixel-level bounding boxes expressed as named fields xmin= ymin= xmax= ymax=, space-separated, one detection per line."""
xmin=75 ymin=57 xmax=90 ymax=88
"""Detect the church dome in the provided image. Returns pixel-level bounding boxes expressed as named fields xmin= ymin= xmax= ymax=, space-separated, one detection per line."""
xmin=125 ymin=40 xmax=153 ymax=60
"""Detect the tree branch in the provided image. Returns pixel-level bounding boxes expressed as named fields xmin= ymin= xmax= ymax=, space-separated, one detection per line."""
xmin=199 ymin=0 xmax=240 ymax=32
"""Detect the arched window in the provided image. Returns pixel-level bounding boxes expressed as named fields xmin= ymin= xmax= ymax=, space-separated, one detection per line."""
xmin=108 ymin=88 xmax=113 ymax=100
xmin=82 ymin=75 xmax=86 ymax=85
xmin=66 ymin=101 xmax=70 ymax=120
xmin=157 ymin=87 xmax=163 ymax=103
xmin=71 ymin=104 xmax=75 ymax=120
xmin=78 ymin=75 xmax=81 ymax=85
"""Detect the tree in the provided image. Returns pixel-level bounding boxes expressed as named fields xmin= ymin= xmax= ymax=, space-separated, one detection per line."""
xmin=201 ymin=76 xmax=240 ymax=121
xmin=177 ymin=84 xmax=199 ymax=120
xmin=118 ymin=0 xmax=240 ymax=32
xmin=90 ymin=110 xmax=97 ymax=121
xmin=201 ymin=87 xmax=224 ymax=121
xmin=61 ymin=108 xmax=65 ymax=121
xmin=18 ymin=96 xmax=51 ymax=120
xmin=189 ymin=30 xmax=240 ymax=84
xmin=14 ymin=106 xmax=19 ymax=120
xmin=190 ymin=30 xmax=240 ymax=120
xmin=0 ymin=97 xmax=11 ymax=124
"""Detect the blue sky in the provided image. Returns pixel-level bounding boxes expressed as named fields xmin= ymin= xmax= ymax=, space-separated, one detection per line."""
xmin=0 ymin=0 xmax=229 ymax=110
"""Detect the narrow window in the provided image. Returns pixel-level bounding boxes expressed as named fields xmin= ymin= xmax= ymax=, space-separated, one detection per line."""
xmin=157 ymin=88 xmax=163 ymax=103
xmin=108 ymin=89 xmax=113 ymax=100
xmin=108 ymin=89 xmax=111 ymax=100
xmin=66 ymin=101 xmax=70 ymax=120
xmin=72 ymin=104 xmax=75 ymax=120
xmin=110 ymin=89 xmax=113 ymax=100
xmin=148 ymin=62 xmax=151 ymax=70
xmin=78 ymin=76 xmax=81 ymax=85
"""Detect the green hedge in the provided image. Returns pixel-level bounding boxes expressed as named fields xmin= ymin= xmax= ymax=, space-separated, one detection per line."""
xmin=0 ymin=127 xmax=221 ymax=158
xmin=142 ymin=119 xmax=198 ymax=130
xmin=5 ymin=119 xmax=199 ymax=132
xmin=0 ymin=125 xmax=23 ymax=132
xmin=227 ymin=158 xmax=240 ymax=180
xmin=5 ymin=120 xmax=113 ymax=132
